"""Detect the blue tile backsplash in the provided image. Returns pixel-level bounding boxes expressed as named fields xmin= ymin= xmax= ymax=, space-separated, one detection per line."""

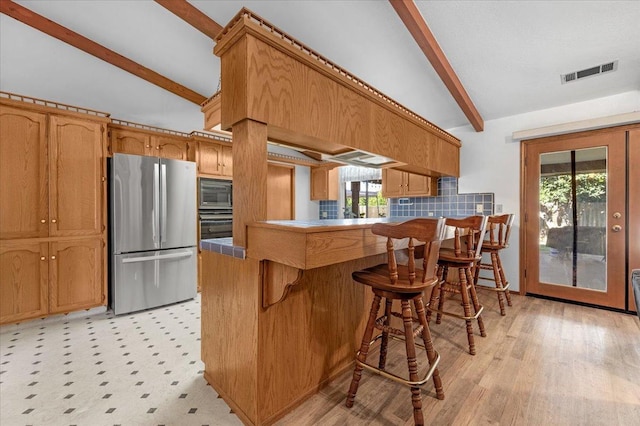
xmin=389 ymin=177 xmax=494 ymax=218
xmin=319 ymin=200 xmax=339 ymax=219
xmin=318 ymin=177 xmax=494 ymax=220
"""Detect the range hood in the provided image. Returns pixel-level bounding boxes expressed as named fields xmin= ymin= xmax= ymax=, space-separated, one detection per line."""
xmin=324 ymin=149 xmax=397 ymax=168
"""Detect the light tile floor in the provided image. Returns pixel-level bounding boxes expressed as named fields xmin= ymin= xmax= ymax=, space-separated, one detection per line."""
xmin=0 ymin=296 xmax=242 ymax=426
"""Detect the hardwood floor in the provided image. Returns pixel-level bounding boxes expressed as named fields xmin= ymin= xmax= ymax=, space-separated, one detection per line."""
xmin=277 ymin=293 xmax=640 ymax=425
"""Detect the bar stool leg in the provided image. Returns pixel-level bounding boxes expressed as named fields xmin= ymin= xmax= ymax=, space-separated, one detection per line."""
xmin=497 ymin=253 xmax=512 ymax=306
xmin=346 ymin=294 xmax=381 ymax=408
xmin=491 ymin=252 xmax=506 ymax=315
xmin=458 ymin=267 xmax=476 ymax=355
xmin=378 ymin=298 xmax=393 ymax=369
xmin=436 ymin=266 xmax=448 ymax=324
xmin=401 ymin=299 xmax=424 ymax=426
xmin=414 ymin=296 xmax=444 ymax=400
xmin=426 ymin=265 xmax=444 ymax=324
xmin=466 ymin=267 xmax=486 ymax=338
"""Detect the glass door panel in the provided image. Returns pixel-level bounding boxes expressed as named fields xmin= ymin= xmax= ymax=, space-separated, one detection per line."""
xmin=524 ymin=130 xmax=626 ymax=310
xmin=539 ymin=147 xmax=607 ymax=291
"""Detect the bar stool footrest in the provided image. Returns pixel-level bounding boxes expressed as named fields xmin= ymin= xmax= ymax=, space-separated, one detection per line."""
xmin=427 ymin=305 xmax=484 ymax=321
xmin=356 ymin=334 xmax=441 ymax=387
xmin=475 ymin=282 xmax=510 ymax=292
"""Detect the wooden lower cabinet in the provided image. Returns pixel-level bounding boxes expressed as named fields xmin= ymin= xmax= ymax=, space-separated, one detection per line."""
xmin=0 ymin=241 xmax=48 ymax=323
xmin=49 ymin=237 xmax=104 ymax=314
xmin=0 ymin=237 xmax=105 ymax=324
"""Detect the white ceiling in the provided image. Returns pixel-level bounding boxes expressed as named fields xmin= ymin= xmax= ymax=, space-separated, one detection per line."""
xmin=1 ymin=0 xmax=639 ymax=134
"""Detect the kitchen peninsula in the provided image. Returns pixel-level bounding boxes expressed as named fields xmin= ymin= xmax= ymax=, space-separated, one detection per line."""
xmin=200 ymin=9 xmax=461 ymax=426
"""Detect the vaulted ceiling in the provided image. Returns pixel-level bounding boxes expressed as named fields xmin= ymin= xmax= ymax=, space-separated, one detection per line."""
xmin=2 ymin=0 xmax=639 ymax=134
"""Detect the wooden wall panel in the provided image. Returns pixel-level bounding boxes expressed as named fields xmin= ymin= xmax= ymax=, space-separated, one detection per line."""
xmin=201 ymin=251 xmax=259 ymax=425
xmin=257 ymin=254 xmax=386 ymax=424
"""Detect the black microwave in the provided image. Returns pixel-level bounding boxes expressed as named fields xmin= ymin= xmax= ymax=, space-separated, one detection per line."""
xmin=199 ymin=178 xmax=232 ymax=210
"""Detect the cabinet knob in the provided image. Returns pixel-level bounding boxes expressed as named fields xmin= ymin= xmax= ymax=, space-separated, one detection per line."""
xmin=40 ymin=256 xmax=46 ymax=261
xmin=51 ymin=219 xmax=57 ymax=223
xmin=50 ymin=255 xmax=56 ymax=260
xmin=41 ymin=219 xmax=46 ymax=224
xmin=146 ymin=144 xmax=151 ymax=148
xmin=612 ymin=225 xmax=622 ymax=232
xmin=156 ymin=146 xmax=161 ymax=150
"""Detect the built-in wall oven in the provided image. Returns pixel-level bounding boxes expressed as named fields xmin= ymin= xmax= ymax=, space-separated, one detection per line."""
xmin=198 ymin=178 xmax=232 ymax=239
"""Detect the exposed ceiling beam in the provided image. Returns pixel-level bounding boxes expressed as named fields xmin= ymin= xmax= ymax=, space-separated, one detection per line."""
xmin=154 ymin=0 xmax=223 ymax=40
xmin=0 ymin=0 xmax=207 ymax=105
xmin=389 ymin=0 xmax=484 ymax=132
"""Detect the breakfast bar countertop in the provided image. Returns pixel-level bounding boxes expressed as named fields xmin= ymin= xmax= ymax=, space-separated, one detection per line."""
xmin=245 ymin=217 xmax=423 ymax=270
xmin=248 ymin=217 xmax=416 ymax=232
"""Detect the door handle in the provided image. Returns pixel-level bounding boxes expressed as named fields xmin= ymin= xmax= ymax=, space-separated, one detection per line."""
xmin=611 ymin=225 xmax=622 ymax=232
xmin=161 ymin=163 xmax=167 ymax=243
xmin=122 ymin=251 xmax=193 ymax=263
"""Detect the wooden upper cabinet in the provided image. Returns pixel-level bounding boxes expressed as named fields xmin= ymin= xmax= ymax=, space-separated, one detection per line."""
xmin=405 ymin=172 xmax=432 ymax=196
xmin=110 ymin=127 xmax=152 ymax=156
xmin=153 ymin=135 xmax=189 ymax=161
xmin=381 ymin=169 xmax=404 ymax=198
xmin=49 ymin=115 xmax=104 ymax=237
xmin=110 ymin=127 xmax=190 ymax=160
xmin=0 ymin=106 xmax=49 ymax=240
xmin=0 ymin=241 xmax=49 ymax=323
xmin=310 ymin=167 xmax=339 ymax=200
xmin=48 ymin=237 xmax=103 ymax=314
xmin=197 ymin=141 xmax=233 ymax=177
xmin=382 ymin=169 xmax=436 ymax=198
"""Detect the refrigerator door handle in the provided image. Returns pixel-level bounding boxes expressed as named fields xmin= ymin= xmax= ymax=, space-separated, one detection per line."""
xmin=122 ymin=250 xmax=194 ymax=264
xmin=161 ymin=163 xmax=167 ymax=244
xmin=153 ymin=162 xmax=160 ymax=245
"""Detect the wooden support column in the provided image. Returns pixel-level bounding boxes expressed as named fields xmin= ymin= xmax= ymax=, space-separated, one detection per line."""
xmin=232 ymin=118 xmax=268 ymax=247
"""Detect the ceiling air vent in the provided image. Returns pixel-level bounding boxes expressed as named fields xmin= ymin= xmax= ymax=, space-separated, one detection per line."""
xmin=561 ymin=60 xmax=618 ymax=84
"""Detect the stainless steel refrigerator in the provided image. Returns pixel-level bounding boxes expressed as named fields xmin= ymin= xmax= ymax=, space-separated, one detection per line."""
xmin=110 ymin=153 xmax=197 ymax=315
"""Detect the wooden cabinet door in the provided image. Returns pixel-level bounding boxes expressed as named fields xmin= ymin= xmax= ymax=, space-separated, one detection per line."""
xmin=221 ymin=145 xmax=233 ymax=176
xmin=267 ymin=163 xmax=294 ymax=220
xmin=310 ymin=167 xmax=328 ymax=200
xmin=49 ymin=116 xmax=104 ymax=237
xmin=110 ymin=128 xmax=152 ymax=156
xmin=0 ymin=106 xmax=49 ymax=239
xmin=198 ymin=142 xmax=223 ymax=175
xmin=154 ymin=135 xmax=189 ymax=161
xmin=49 ymin=238 xmax=104 ymax=314
xmin=381 ymin=169 xmax=404 ymax=198
xmin=405 ymin=173 xmax=430 ymax=196
xmin=0 ymin=241 xmax=48 ymax=324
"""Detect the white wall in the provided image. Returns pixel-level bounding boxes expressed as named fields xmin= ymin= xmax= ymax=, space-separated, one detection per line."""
xmin=447 ymin=90 xmax=640 ymax=291
xmin=294 ymin=165 xmax=319 ymax=220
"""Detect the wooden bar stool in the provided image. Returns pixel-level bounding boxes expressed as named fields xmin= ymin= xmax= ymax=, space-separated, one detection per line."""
xmin=427 ymin=215 xmax=488 ymax=355
xmin=346 ymin=218 xmax=446 ymax=426
xmin=474 ymin=214 xmax=515 ymax=315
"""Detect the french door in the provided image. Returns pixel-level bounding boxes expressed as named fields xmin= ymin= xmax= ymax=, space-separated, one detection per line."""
xmin=522 ymin=126 xmax=639 ymax=310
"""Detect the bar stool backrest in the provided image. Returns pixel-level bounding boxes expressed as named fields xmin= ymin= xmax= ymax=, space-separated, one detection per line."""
xmin=370 ymin=218 xmax=445 ymax=286
xmin=444 ymin=215 xmax=488 ymax=261
xmin=485 ymin=214 xmax=515 ymax=249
